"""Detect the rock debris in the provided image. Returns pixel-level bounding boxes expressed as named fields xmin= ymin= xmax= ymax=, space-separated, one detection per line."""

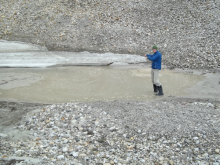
xmin=0 ymin=0 xmax=220 ymax=69
xmin=0 ymin=100 xmax=220 ymax=164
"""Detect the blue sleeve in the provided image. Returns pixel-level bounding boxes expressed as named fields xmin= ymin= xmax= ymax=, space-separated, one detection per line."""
xmin=147 ymin=53 xmax=160 ymax=61
xmin=146 ymin=54 xmax=151 ymax=58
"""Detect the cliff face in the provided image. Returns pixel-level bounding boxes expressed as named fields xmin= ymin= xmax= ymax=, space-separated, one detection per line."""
xmin=1 ymin=0 xmax=219 ymax=68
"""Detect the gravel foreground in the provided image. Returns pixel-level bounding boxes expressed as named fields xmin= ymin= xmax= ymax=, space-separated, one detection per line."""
xmin=0 ymin=99 xmax=220 ymax=165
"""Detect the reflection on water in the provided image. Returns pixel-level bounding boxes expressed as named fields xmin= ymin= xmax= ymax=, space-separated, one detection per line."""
xmin=0 ymin=66 xmax=204 ymax=103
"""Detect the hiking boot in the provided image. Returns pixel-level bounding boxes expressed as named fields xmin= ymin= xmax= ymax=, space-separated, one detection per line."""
xmin=153 ymin=84 xmax=158 ymax=93
xmin=156 ymin=85 xmax=164 ymax=96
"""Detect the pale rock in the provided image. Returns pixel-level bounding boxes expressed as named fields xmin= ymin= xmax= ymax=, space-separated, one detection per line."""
xmin=57 ymin=155 xmax=65 ymax=160
xmin=169 ymin=160 xmax=174 ymax=165
xmin=79 ymin=153 xmax=87 ymax=157
xmin=72 ymin=152 xmax=79 ymax=157
xmin=207 ymin=103 xmax=214 ymax=107
xmin=193 ymin=137 xmax=199 ymax=140
xmin=63 ymin=147 xmax=68 ymax=152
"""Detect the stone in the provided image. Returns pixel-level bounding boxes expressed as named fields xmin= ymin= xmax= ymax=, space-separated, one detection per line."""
xmin=110 ymin=160 xmax=114 ymax=164
xmin=177 ymin=143 xmax=182 ymax=147
xmin=207 ymin=103 xmax=214 ymax=107
xmin=63 ymin=139 xmax=68 ymax=143
xmin=169 ymin=160 xmax=174 ymax=165
xmin=159 ymin=156 xmax=164 ymax=161
xmin=72 ymin=152 xmax=79 ymax=157
xmin=109 ymin=126 xmax=117 ymax=131
xmin=57 ymin=155 xmax=65 ymax=160
xmin=0 ymin=134 xmax=8 ymax=138
xmin=213 ymin=163 xmax=219 ymax=165
xmin=63 ymin=147 xmax=68 ymax=152
xmin=203 ymin=153 xmax=209 ymax=158
xmin=79 ymin=153 xmax=87 ymax=157
xmin=193 ymin=137 xmax=199 ymax=140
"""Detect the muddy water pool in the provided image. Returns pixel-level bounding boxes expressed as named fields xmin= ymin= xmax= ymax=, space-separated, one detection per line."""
xmin=0 ymin=66 xmax=204 ymax=103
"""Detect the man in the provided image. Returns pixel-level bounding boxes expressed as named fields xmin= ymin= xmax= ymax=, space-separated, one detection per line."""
xmin=144 ymin=45 xmax=164 ymax=96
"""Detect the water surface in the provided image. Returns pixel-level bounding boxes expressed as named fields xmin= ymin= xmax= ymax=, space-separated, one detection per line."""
xmin=0 ymin=66 xmax=204 ymax=103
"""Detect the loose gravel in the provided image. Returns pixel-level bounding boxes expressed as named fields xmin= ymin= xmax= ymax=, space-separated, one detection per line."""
xmin=1 ymin=100 xmax=220 ymax=165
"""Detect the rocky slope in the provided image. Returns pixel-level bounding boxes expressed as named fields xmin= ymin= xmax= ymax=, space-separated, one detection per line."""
xmin=0 ymin=0 xmax=220 ymax=68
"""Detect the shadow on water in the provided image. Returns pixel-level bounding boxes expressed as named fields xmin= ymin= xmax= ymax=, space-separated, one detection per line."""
xmin=0 ymin=66 xmax=204 ymax=103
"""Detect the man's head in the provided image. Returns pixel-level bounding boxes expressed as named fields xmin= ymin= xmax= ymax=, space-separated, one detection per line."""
xmin=152 ymin=45 xmax=157 ymax=53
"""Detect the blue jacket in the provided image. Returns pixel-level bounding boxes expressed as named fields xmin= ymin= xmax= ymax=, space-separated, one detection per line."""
xmin=147 ymin=51 xmax=162 ymax=70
